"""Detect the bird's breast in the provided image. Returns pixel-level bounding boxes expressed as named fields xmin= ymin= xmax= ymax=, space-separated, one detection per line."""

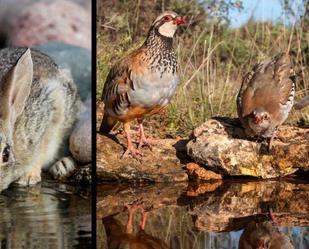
xmin=129 ymin=70 xmax=178 ymax=109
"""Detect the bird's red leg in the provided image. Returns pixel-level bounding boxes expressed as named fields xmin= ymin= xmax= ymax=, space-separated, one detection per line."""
xmin=125 ymin=204 xmax=134 ymax=234
xmin=122 ymin=122 xmax=141 ymax=159
xmin=139 ymin=207 xmax=148 ymax=231
xmin=267 ymin=131 xmax=278 ymax=151
xmin=137 ymin=120 xmax=155 ymax=150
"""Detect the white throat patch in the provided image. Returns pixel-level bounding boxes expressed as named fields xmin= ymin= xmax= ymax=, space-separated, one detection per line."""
xmin=158 ymin=22 xmax=177 ymax=38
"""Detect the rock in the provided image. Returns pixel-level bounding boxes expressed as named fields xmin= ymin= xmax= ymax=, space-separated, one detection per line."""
xmin=187 ymin=117 xmax=309 ymax=179
xmin=70 ymin=97 xmax=91 ymax=163
xmin=96 ymin=134 xmax=189 ymax=183
xmin=35 ymin=42 xmax=91 ymax=101
xmin=7 ymin=0 xmax=91 ymax=49
xmin=179 ymin=180 xmax=309 ymax=232
xmin=186 ymin=162 xmax=222 ymax=181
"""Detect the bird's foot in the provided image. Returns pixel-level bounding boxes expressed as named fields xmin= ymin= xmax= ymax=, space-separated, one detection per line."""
xmin=138 ymin=137 xmax=156 ymax=150
xmin=121 ymin=145 xmax=142 ymax=160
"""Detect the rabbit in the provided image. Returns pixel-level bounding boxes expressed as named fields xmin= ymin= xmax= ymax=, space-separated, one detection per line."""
xmin=0 ymin=47 xmax=82 ymax=191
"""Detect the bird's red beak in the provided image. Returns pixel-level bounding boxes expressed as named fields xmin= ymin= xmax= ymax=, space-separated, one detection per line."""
xmin=254 ymin=116 xmax=262 ymax=124
xmin=173 ymin=16 xmax=186 ymax=25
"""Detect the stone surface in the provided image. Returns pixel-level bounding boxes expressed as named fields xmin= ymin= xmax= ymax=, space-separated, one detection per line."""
xmin=96 ymin=134 xmax=189 ymax=183
xmin=7 ymin=0 xmax=91 ymax=49
xmin=187 ymin=117 xmax=309 ymax=179
xmin=35 ymin=42 xmax=91 ymax=101
xmin=186 ymin=162 xmax=222 ymax=181
xmin=70 ymin=97 xmax=91 ymax=163
xmin=179 ymin=180 xmax=309 ymax=232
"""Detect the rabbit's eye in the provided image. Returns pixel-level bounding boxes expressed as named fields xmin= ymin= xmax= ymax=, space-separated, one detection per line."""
xmin=2 ymin=145 xmax=10 ymax=163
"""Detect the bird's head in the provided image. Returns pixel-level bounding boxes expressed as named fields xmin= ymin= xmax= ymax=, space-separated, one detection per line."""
xmin=151 ymin=11 xmax=186 ymax=38
xmin=248 ymin=108 xmax=271 ymax=132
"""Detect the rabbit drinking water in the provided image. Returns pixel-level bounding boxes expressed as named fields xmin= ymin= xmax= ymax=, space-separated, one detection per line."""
xmin=0 ymin=48 xmax=81 ymax=191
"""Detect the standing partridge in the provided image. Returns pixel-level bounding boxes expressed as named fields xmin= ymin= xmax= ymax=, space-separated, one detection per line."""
xmin=100 ymin=11 xmax=185 ymax=158
xmin=237 ymin=53 xmax=295 ymax=149
xmin=103 ymin=203 xmax=169 ymax=249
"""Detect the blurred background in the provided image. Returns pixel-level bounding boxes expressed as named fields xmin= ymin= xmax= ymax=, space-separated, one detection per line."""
xmin=97 ymin=0 xmax=309 ymax=137
xmin=0 ymin=1 xmax=92 ymax=248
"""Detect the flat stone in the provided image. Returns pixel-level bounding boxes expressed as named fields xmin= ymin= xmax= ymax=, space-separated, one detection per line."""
xmin=96 ymin=134 xmax=189 ymax=183
xmin=187 ymin=117 xmax=309 ymax=179
xmin=186 ymin=162 xmax=222 ymax=181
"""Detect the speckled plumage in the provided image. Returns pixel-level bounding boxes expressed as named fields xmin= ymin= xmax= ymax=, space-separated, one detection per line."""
xmin=100 ymin=11 xmax=185 ymax=157
xmin=237 ymin=53 xmax=295 ymax=140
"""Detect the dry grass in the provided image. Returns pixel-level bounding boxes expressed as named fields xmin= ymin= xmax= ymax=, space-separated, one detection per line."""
xmin=97 ymin=0 xmax=309 ymax=137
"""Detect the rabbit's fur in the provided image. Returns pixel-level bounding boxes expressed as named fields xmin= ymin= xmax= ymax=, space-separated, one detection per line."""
xmin=0 ymin=47 xmax=81 ymax=190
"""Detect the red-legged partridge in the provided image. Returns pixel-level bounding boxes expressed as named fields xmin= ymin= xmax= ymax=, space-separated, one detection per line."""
xmin=100 ymin=11 xmax=185 ymax=158
xmin=103 ymin=203 xmax=169 ymax=249
xmin=237 ymin=53 xmax=295 ymax=149
xmin=239 ymin=220 xmax=294 ymax=249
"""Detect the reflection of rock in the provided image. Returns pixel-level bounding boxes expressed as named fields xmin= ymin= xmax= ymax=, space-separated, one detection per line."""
xmin=179 ymin=180 xmax=309 ymax=232
xmin=239 ymin=221 xmax=294 ymax=249
xmin=97 ymin=134 xmax=189 ymax=183
xmin=97 ymin=183 xmax=187 ymax=218
xmin=187 ymin=117 xmax=309 ymax=179
xmin=7 ymin=0 xmax=91 ymax=49
xmin=97 ymin=181 xmax=309 ymax=249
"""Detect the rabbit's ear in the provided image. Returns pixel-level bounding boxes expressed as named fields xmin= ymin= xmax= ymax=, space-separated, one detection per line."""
xmin=1 ymin=49 xmax=33 ymax=117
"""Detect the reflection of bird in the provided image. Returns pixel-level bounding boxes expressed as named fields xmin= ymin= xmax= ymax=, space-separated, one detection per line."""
xmin=100 ymin=11 xmax=185 ymax=159
xmin=239 ymin=220 xmax=294 ymax=249
xmin=237 ymin=54 xmax=295 ymax=150
xmin=103 ymin=203 xmax=169 ymax=249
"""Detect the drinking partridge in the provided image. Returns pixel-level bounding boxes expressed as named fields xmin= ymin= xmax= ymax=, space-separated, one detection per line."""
xmin=239 ymin=220 xmax=294 ymax=249
xmin=237 ymin=53 xmax=295 ymax=150
xmin=100 ymin=11 xmax=185 ymax=158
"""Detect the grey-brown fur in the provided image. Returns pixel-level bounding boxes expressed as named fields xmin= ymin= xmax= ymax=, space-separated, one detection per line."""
xmin=0 ymin=48 xmax=81 ymax=190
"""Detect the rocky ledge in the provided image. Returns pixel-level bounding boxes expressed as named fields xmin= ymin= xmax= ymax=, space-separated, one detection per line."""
xmin=96 ymin=134 xmax=189 ymax=183
xmin=97 ymin=116 xmax=309 ymax=181
xmin=187 ymin=117 xmax=309 ymax=179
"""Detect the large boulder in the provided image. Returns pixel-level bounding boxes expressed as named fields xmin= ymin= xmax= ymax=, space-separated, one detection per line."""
xmin=187 ymin=117 xmax=309 ymax=179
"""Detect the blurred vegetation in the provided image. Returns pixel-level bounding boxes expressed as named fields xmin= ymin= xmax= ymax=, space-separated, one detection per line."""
xmin=97 ymin=0 xmax=309 ymax=137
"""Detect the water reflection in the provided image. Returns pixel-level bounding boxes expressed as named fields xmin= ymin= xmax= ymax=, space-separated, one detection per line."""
xmin=0 ymin=177 xmax=91 ymax=249
xmin=97 ymin=179 xmax=309 ymax=249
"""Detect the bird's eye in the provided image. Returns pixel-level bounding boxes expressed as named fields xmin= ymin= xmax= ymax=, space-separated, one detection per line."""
xmin=163 ymin=15 xmax=172 ymax=22
xmin=2 ymin=145 xmax=10 ymax=163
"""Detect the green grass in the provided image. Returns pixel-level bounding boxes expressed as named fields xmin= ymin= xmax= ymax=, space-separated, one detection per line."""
xmin=97 ymin=0 xmax=309 ymax=137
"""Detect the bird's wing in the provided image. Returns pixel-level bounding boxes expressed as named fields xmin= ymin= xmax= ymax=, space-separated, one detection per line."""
xmin=237 ymin=60 xmax=268 ymax=117
xmin=101 ymin=48 xmax=147 ymax=116
xmin=237 ymin=54 xmax=295 ymax=118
